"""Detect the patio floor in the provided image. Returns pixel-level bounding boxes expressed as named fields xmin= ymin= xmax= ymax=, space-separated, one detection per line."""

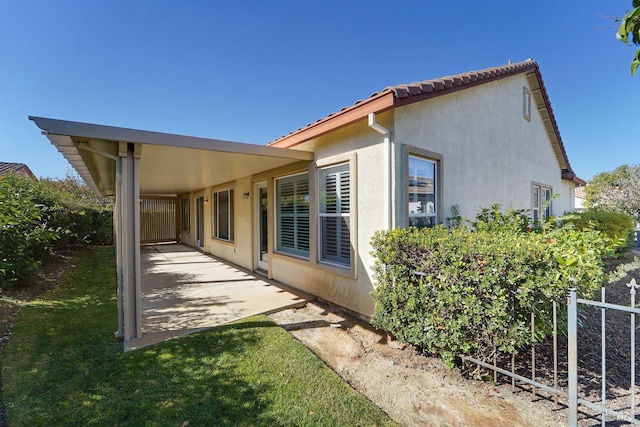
xmin=125 ymin=244 xmax=308 ymax=350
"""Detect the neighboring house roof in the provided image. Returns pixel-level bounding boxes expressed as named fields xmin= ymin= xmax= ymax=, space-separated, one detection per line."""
xmin=0 ymin=162 xmax=35 ymax=178
xmin=268 ymin=59 xmax=583 ymax=184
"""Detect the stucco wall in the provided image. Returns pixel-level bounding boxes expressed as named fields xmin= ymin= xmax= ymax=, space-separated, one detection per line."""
xmin=203 ymin=177 xmax=254 ymax=269
xmin=176 ymin=73 xmax=577 ymax=318
xmin=394 ymin=73 xmax=572 ymax=221
xmin=269 ymin=119 xmax=391 ymax=317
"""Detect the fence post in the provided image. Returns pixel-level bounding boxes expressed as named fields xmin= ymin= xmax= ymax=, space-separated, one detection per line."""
xmin=628 ymin=278 xmax=638 ymax=420
xmin=568 ymin=287 xmax=578 ymax=427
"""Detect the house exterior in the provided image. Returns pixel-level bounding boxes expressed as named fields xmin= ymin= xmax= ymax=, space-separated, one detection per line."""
xmin=31 ymin=59 xmax=584 ymax=344
xmin=573 ymin=185 xmax=587 ymax=211
xmin=0 ymin=162 xmax=35 ymax=178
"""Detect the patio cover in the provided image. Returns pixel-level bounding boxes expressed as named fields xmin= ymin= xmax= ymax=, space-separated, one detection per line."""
xmin=30 ymin=116 xmax=313 ymax=197
xmin=30 ymin=116 xmax=313 ymax=343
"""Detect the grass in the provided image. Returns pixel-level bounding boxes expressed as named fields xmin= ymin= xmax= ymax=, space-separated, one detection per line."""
xmin=2 ymin=246 xmax=396 ymax=426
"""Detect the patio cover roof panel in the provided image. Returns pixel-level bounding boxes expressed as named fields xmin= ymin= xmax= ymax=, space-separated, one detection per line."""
xmin=30 ymin=116 xmax=314 ymax=196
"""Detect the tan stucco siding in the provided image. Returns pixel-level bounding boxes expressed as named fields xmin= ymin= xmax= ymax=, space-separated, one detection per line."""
xmin=394 ymin=73 xmax=571 ymax=221
xmin=204 ymin=177 xmax=253 ymax=269
xmin=268 ymin=119 xmax=391 ymax=317
xmin=177 ymin=178 xmax=254 ymax=270
xmin=175 ymin=74 xmax=576 ymax=319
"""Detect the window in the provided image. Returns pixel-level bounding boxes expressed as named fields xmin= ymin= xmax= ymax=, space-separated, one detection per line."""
xmin=276 ymin=173 xmax=309 ymax=257
xmin=319 ymin=164 xmax=350 ymax=267
xmin=408 ymin=155 xmax=437 ymax=227
xmin=532 ymin=184 xmax=552 ymax=223
xmin=180 ymin=198 xmax=190 ymax=231
xmin=523 ymin=87 xmax=532 ymax=121
xmin=213 ymin=189 xmax=234 ymax=241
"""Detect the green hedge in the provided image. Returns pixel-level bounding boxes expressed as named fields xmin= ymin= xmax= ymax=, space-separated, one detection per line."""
xmin=563 ymin=210 xmax=635 ymax=251
xmin=0 ymin=176 xmax=59 ymax=285
xmin=370 ymin=207 xmax=607 ymax=367
xmin=33 ymin=176 xmax=114 ymax=246
xmin=0 ymin=173 xmax=113 ymax=287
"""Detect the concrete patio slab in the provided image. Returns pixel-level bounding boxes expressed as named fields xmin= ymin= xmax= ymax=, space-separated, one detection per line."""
xmin=125 ymin=244 xmax=307 ymax=350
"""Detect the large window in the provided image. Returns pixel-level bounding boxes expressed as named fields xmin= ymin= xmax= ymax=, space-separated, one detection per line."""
xmin=408 ymin=155 xmax=437 ymax=227
xmin=532 ymin=184 xmax=552 ymax=223
xmin=213 ymin=189 xmax=234 ymax=242
xmin=180 ymin=198 xmax=190 ymax=231
xmin=319 ymin=164 xmax=350 ymax=267
xmin=276 ymin=173 xmax=309 ymax=257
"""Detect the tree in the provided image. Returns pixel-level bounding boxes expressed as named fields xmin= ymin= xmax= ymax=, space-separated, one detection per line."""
xmin=585 ymin=164 xmax=640 ymax=217
xmin=617 ymin=0 xmax=640 ymax=75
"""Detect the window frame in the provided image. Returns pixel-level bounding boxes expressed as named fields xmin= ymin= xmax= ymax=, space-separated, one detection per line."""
xmin=180 ymin=198 xmax=190 ymax=231
xmin=403 ymin=145 xmax=443 ymax=228
xmin=318 ymin=162 xmax=351 ymax=267
xmin=532 ymin=182 xmax=552 ymax=223
xmin=212 ymin=188 xmax=234 ymax=242
xmin=275 ymin=172 xmax=310 ymax=259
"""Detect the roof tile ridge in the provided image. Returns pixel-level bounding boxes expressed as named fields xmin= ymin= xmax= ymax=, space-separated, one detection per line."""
xmin=383 ymin=59 xmax=538 ymax=99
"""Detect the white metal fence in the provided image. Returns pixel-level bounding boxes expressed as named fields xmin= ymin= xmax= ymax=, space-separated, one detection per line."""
xmin=461 ymin=279 xmax=640 ymax=426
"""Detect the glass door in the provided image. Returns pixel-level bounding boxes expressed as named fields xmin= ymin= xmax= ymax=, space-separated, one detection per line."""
xmin=254 ymin=182 xmax=268 ymax=271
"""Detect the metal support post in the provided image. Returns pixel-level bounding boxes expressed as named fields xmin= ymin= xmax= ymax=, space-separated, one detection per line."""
xmin=568 ymin=288 xmax=578 ymax=426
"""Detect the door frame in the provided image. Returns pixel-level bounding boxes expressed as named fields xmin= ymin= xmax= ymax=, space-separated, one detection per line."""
xmin=254 ymin=181 xmax=269 ymax=272
xmin=195 ymin=195 xmax=205 ymax=250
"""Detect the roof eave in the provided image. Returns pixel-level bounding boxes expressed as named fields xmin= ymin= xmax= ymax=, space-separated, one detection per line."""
xmin=562 ymin=170 xmax=587 ymax=186
xmin=268 ymin=91 xmax=395 ymax=148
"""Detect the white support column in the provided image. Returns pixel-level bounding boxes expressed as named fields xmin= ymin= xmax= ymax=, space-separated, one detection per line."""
xmin=115 ymin=156 xmax=124 ymax=338
xmin=120 ymin=142 xmax=142 ymax=342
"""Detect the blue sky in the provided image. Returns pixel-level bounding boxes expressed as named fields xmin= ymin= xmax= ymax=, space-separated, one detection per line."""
xmin=0 ymin=1 xmax=637 ymax=181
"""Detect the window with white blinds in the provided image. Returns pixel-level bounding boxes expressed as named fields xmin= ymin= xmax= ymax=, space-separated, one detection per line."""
xmin=276 ymin=173 xmax=310 ymax=258
xmin=213 ymin=189 xmax=234 ymax=241
xmin=319 ymin=163 xmax=350 ymax=267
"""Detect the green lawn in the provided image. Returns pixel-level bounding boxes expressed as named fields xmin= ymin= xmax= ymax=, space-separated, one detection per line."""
xmin=2 ymin=246 xmax=396 ymax=426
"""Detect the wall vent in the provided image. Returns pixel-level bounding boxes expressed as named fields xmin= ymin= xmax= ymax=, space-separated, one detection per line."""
xmin=523 ymin=87 xmax=532 ymax=121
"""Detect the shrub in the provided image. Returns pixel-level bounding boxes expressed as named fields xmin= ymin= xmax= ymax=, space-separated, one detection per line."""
xmin=370 ymin=207 xmax=607 ymax=367
xmin=563 ymin=210 xmax=635 ymax=252
xmin=0 ymin=174 xmax=59 ymax=286
xmin=33 ymin=175 xmax=113 ymax=246
xmin=0 ymin=172 xmax=113 ymax=287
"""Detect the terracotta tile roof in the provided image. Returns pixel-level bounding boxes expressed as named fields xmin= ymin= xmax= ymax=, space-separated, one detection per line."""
xmin=373 ymin=59 xmax=537 ymax=101
xmin=0 ymin=162 xmax=34 ymax=177
xmin=268 ymin=59 xmax=580 ymax=180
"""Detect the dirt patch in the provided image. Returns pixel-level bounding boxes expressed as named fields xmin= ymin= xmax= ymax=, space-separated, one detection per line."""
xmin=0 ymin=247 xmax=78 ymax=427
xmin=269 ymin=251 xmax=640 ymax=426
xmin=269 ymin=300 xmax=566 ymax=426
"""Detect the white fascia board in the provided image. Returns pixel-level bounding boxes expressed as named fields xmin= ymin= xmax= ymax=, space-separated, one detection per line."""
xmin=30 ymin=116 xmax=313 ymax=161
xmin=44 ymin=133 xmax=104 ymax=196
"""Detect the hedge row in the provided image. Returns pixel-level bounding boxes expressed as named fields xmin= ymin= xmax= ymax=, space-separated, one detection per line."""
xmin=562 ymin=210 xmax=636 ymax=251
xmin=370 ymin=207 xmax=609 ymax=367
xmin=0 ymin=173 xmax=113 ymax=287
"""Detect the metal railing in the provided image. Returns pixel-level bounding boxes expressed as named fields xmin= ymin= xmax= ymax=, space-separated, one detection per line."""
xmin=569 ymin=278 xmax=640 ymax=426
xmin=461 ymin=278 xmax=640 ymax=426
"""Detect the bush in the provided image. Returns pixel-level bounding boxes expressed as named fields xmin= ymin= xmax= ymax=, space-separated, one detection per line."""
xmin=0 ymin=175 xmax=59 ymax=286
xmin=0 ymin=172 xmax=113 ymax=287
xmin=33 ymin=175 xmax=113 ymax=246
xmin=370 ymin=206 xmax=607 ymax=367
xmin=563 ymin=210 xmax=635 ymax=252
